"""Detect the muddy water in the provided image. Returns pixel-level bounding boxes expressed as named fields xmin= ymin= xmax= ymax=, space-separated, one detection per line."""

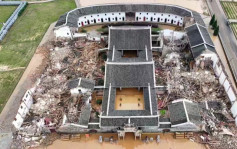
xmin=79 ymin=0 xmax=204 ymax=13
xmin=46 ymin=133 xmax=205 ymax=149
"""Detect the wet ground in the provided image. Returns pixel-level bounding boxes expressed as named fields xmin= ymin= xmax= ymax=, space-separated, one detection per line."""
xmin=46 ymin=133 xmax=205 ymax=149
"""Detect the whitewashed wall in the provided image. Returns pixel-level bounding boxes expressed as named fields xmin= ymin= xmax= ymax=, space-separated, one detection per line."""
xmin=78 ymin=12 xmax=126 ymax=27
xmin=54 ymin=26 xmax=72 ymax=39
xmin=12 ymin=90 xmax=34 ymax=129
xmin=135 ymin=12 xmax=183 ymax=26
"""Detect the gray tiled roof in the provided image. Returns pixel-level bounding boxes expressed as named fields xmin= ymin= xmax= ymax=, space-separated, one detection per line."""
xmin=185 ymin=24 xmax=204 ymax=47
xmin=68 ymin=78 xmax=95 ymax=90
xmin=101 ymin=87 xmax=157 ymax=116
xmin=105 ymin=63 xmax=155 ymax=87
xmin=107 ymin=49 xmax=153 ymax=62
xmin=190 ymin=44 xmax=206 ymax=59
xmin=168 ymin=100 xmax=201 ymax=126
xmin=55 ymin=4 xmax=193 ymax=27
xmin=100 ymin=117 xmax=159 ymax=127
xmin=185 ymin=24 xmax=215 ymax=58
xmin=185 ymin=24 xmax=214 ymax=47
xmin=109 ymin=27 xmax=151 ymax=50
xmin=185 ymin=102 xmax=201 ymax=125
xmin=168 ymin=102 xmax=187 ymax=125
xmin=78 ymin=104 xmax=91 ymax=127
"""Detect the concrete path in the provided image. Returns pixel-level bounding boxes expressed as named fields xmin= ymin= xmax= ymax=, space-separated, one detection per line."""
xmin=207 ymin=0 xmax=237 ymax=87
xmin=75 ymin=0 xmax=80 ymax=8
xmin=229 ymin=19 xmax=237 ymax=23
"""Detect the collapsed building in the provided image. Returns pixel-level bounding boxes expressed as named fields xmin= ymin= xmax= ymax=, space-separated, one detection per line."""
xmin=11 ymin=3 xmax=237 ymax=148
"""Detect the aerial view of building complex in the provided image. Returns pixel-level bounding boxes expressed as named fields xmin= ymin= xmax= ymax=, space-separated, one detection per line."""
xmin=0 ymin=0 xmax=237 ymax=149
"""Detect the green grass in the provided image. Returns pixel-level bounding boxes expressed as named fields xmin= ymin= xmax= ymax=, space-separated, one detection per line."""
xmin=221 ymin=1 xmax=237 ymax=19
xmin=0 ymin=6 xmax=17 ymax=30
xmin=0 ymin=70 xmax=24 ymax=112
xmin=0 ymin=0 xmax=76 ymax=113
xmin=231 ymin=23 xmax=237 ymax=38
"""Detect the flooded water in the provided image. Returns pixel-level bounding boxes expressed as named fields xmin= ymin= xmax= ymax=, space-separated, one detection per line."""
xmin=79 ymin=0 xmax=204 ymax=13
xmin=46 ymin=133 xmax=205 ymax=149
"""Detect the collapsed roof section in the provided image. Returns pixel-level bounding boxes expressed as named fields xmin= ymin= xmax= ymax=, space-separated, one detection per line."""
xmin=168 ymin=99 xmax=201 ymax=128
xmin=185 ymin=23 xmax=216 ymax=58
xmin=68 ymin=78 xmax=95 ymax=90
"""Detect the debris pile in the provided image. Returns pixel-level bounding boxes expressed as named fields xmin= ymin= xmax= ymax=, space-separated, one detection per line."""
xmin=11 ymin=38 xmax=106 ymax=148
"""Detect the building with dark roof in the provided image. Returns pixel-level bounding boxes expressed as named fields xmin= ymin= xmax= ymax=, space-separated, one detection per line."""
xmin=185 ymin=23 xmax=215 ymax=58
xmin=168 ymin=99 xmax=202 ymax=129
xmin=99 ymin=26 xmax=159 ymax=131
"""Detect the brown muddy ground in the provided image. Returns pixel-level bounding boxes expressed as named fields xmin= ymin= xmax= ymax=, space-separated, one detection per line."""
xmin=46 ymin=133 xmax=205 ymax=149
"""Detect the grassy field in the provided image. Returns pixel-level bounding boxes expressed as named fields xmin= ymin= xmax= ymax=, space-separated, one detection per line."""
xmin=221 ymin=1 xmax=237 ymax=39
xmin=221 ymin=1 xmax=237 ymax=19
xmin=0 ymin=6 xmax=17 ymax=30
xmin=231 ymin=23 xmax=237 ymax=38
xmin=0 ymin=0 xmax=76 ymax=113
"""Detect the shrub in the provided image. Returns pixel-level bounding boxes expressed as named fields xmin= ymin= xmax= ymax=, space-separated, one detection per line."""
xmin=101 ymin=65 xmax=105 ymax=72
xmin=209 ymin=14 xmax=215 ymax=26
xmin=213 ymin=26 xmax=219 ymax=36
xmin=81 ymin=28 xmax=87 ymax=33
xmin=96 ymin=112 xmax=100 ymax=118
xmin=98 ymin=79 xmax=104 ymax=85
xmin=160 ymin=110 xmax=166 ymax=116
xmin=96 ymin=99 xmax=102 ymax=105
xmin=102 ymin=53 xmax=107 ymax=61
xmin=212 ymin=20 xmax=218 ymax=29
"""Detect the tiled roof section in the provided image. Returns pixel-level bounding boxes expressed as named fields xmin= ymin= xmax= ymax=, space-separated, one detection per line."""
xmin=185 ymin=23 xmax=216 ymax=58
xmin=100 ymin=118 xmax=128 ymax=127
xmin=68 ymin=78 xmax=95 ymax=90
xmin=80 ymin=78 xmax=95 ymax=90
xmin=55 ymin=4 xmax=193 ymax=27
xmin=198 ymin=25 xmax=214 ymax=46
xmin=101 ymin=87 xmax=156 ymax=116
xmin=105 ymin=63 xmax=155 ymax=87
xmin=107 ymin=46 xmax=153 ymax=62
xmin=100 ymin=117 xmax=159 ymax=127
xmin=168 ymin=102 xmax=187 ymax=125
xmin=109 ymin=27 xmax=151 ymax=50
xmin=185 ymin=101 xmax=201 ymax=125
xmin=185 ymin=24 xmax=204 ymax=47
xmin=130 ymin=117 xmax=159 ymax=126
xmin=55 ymin=13 xmax=67 ymax=27
xmin=192 ymin=11 xmax=205 ymax=26
xmin=68 ymin=78 xmax=79 ymax=89
xmin=190 ymin=44 xmax=206 ymax=59
xmin=78 ymin=104 xmax=91 ymax=127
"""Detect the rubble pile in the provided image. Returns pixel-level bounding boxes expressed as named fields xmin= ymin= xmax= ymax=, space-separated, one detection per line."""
xmin=11 ymin=39 xmax=106 ymax=148
xmin=164 ymin=53 xmax=227 ymax=102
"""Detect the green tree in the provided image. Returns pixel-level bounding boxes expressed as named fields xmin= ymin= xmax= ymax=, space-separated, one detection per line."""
xmin=213 ymin=26 xmax=219 ymax=36
xmin=212 ymin=20 xmax=217 ymax=29
xmin=101 ymin=65 xmax=105 ymax=72
xmin=209 ymin=15 xmax=215 ymax=26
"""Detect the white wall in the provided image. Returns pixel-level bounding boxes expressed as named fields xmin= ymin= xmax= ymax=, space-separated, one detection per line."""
xmin=12 ymin=90 xmax=34 ymax=129
xmin=135 ymin=12 xmax=183 ymax=26
xmin=54 ymin=26 xmax=72 ymax=39
xmin=78 ymin=12 xmax=126 ymax=27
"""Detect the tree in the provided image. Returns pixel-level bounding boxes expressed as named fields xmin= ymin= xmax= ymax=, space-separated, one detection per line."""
xmin=101 ymin=65 xmax=105 ymax=72
xmin=213 ymin=26 xmax=219 ymax=36
xmin=102 ymin=53 xmax=107 ymax=61
xmin=209 ymin=14 xmax=215 ymax=26
xmin=212 ymin=20 xmax=217 ymax=29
